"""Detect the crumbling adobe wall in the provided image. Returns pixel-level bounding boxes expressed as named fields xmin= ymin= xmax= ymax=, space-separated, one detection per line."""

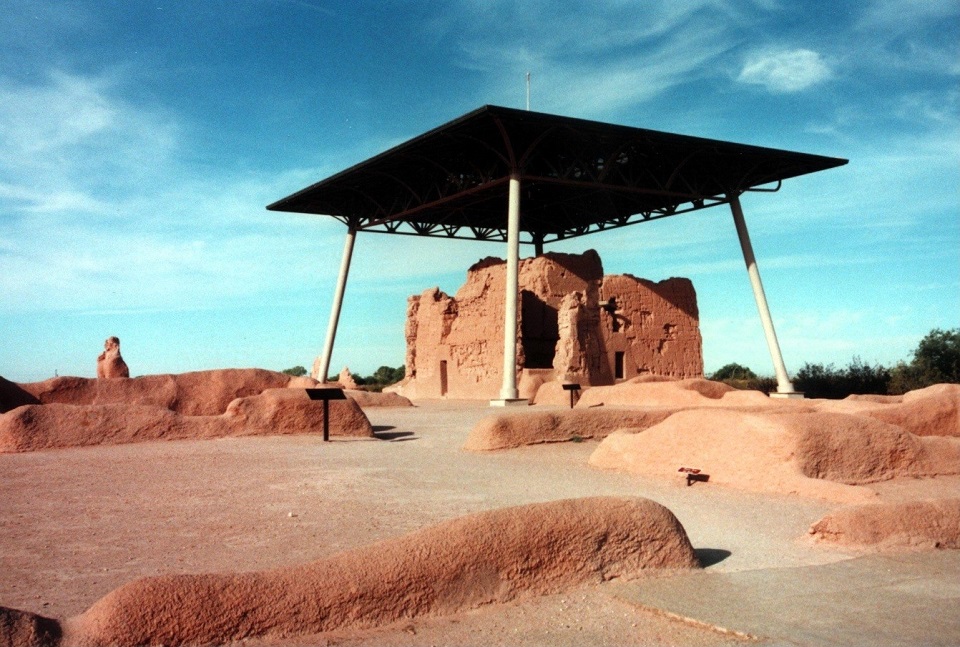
xmin=398 ymin=250 xmax=703 ymax=400
xmin=598 ymin=274 xmax=702 ymax=381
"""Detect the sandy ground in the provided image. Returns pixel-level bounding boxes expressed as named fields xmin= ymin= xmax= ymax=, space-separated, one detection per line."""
xmin=3 ymin=399 xmax=959 ymax=646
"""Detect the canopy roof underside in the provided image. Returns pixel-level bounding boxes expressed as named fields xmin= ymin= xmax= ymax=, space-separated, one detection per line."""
xmin=267 ymin=105 xmax=847 ymax=245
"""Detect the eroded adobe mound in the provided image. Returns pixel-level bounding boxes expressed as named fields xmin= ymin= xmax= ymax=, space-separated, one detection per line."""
xmin=342 ymin=389 xmax=414 ymax=407
xmin=0 ymin=390 xmax=372 ymax=453
xmin=809 ymin=498 xmax=960 ymax=550
xmin=589 ymin=409 xmax=960 ymax=501
xmin=1 ymin=404 xmax=201 ymax=452
xmin=574 ymin=377 xmax=780 ymax=409
xmin=468 ymin=378 xmax=806 ymax=451
xmin=65 ymin=497 xmax=697 ymax=646
xmin=0 ymin=376 xmax=39 ymax=414
xmin=464 ymin=408 xmax=676 ymax=451
xmin=225 ymin=389 xmax=373 ymax=438
xmin=851 ymin=384 xmax=959 ymax=438
xmin=790 ymin=412 xmax=960 ymax=484
xmin=18 ymin=369 xmax=306 ymax=416
xmin=0 ymin=606 xmax=60 ymax=647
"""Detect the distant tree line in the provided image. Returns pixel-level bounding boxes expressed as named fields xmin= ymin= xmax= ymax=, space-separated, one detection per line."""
xmin=280 ymin=365 xmax=406 ymax=392
xmin=279 ymin=328 xmax=958 ymax=400
xmin=340 ymin=365 xmax=406 ymax=391
xmin=710 ymin=327 xmax=959 ymax=399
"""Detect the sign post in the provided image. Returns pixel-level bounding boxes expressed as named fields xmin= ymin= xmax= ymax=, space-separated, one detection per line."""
xmin=562 ymin=383 xmax=581 ymax=409
xmin=306 ymin=387 xmax=347 ymax=442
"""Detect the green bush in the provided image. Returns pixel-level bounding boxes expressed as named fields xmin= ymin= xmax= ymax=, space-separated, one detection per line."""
xmin=370 ymin=365 xmax=406 ymax=385
xmin=715 ymin=375 xmax=777 ymax=394
xmin=793 ymin=357 xmax=890 ymax=399
xmin=281 ymin=365 xmax=307 ymax=377
xmin=743 ymin=376 xmax=778 ymax=394
xmin=888 ymin=328 xmax=959 ymax=394
xmin=710 ymin=363 xmax=776 ymax=394
xmin=710 ymin=363 xmax=757 ymax=381
xmin=713 ymin=327 xmax=958 ymax=399
xmin=323 ymin=365 xmax=406 ymax=392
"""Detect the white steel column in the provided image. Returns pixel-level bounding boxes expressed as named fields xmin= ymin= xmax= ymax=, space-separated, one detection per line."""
xmin=728 ymin=194 xmax=799 ymax=396
xmin=318 ymin=228 xmax=356 ymax=384
xmin=492 ymin=173 xmax=525 ymax=405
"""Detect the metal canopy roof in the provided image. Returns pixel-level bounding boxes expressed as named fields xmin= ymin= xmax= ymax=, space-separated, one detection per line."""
xmin=267 ymin=105 xmax=847 ymax=246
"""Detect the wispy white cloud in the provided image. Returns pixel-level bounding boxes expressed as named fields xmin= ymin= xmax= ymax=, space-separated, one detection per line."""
xmin=857 ymin=0 xmax=960 ymax=32
xmin=0 ymin=74 xmax=113 ymax=153
xmin=0 ymin=169 xmax=340 ymax=314
xmin=736 ymin=49 xmax=832 ymax=92
xmin=0 ymin=181 xmax=110 ymax=214
xmin=0 ymin=70 xmax=180 ymax=215
xmin=531 ymin=24 xmax=735 ymax=117
xmin=893 ymin=89 xmax=960 ymax=132
xmin=0 ymin=70 xmax=342 ymax=314
xmin=439 ymin=1 xmax=758 ymax=117
xmin=850 ymin=0 xmax=960 ymax=75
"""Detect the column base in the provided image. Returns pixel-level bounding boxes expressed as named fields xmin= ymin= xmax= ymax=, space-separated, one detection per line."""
xmin=489 ymin=398 xmax=529 ymax=407
xmin=770 ymin=391 xmax=805 ymax=400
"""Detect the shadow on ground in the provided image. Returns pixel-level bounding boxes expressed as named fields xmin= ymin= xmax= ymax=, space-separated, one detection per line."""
xmin=695 ymin=548 xmax=731 ymax=568
xmin=373 ymin=427 xmax=417 ymax=442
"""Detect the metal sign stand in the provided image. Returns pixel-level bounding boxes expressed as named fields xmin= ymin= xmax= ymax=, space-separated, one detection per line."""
xmin=306 ymin=387 xmax=347 ymax=442
xmin=562 ymin=383 xmax=581 ymax=409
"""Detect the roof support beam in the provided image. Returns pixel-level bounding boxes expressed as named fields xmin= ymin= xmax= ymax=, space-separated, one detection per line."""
xmin=728 ymin=194 xmax=801 ymax=398
xmin=316 ymin=228 xmax=356 ymax=384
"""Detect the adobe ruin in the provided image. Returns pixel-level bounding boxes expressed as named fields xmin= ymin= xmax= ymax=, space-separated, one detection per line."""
xmin=96 ymin=336 xmax=129 ymax=379
xmin=393 ymin=250 xmax=703 ymax=400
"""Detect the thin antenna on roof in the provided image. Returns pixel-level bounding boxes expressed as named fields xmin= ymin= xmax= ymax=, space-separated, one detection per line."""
xmin=525 ymin=72 xmax=531 ymax=111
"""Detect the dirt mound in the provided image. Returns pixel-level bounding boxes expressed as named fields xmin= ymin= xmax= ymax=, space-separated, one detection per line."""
xmin=18 ymin=369 xmax=307 ymax=416
xmin=19 ymin=374 xmax=179 ymax=411
xmin=575 ymin=378 xmax=766 ymax=409
xmin=0 ymin=404 xmax=195 ymax=452
xmin=225 ymin=389 xmax=373 ymax=438
xmin=173 ymin=369 xmax=314 ymax=416
xmin=0 ymin=606 xmax=60 ymax=647
xmin=790 ymin=412 xmax=960 ymax=484
xmin=65 ymin=497 xmax=698 ymax=646
xmin=856 ymin=383 xmax=959 ymax=438
xmin=528 ymin=379 xmax=570 ymax=405
xmin=0 ymin=377 xmax=39 ymax=413
xmin=809 ymin=498 xmax=960 ymax=550
xmin=0 ymin=391 xmax=372 ymax=453
xmin=464 ymin=408 xmax=676 ymax=451
xmin=343 ymin=389 xmax=414 ymax=407
xmin=589 ymin=409 xmax=960 ymax=501
xmin=844 ymin=393 xmax=903 ymax=403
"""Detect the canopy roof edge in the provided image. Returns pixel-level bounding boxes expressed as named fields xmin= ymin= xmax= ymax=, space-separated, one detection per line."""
xmin=267 ymin=105 xmax=847 ymax=245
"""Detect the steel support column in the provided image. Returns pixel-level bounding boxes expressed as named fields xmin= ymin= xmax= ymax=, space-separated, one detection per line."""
xmin=317 ymin=228 xmax=356 ymax=384
xmin=728 ymin=194 xmax=800 ymax=397
xmin=533 ymin=232 xmax=545 ymax=257
xmin=492 ymin=173 xmax=526 ymax=405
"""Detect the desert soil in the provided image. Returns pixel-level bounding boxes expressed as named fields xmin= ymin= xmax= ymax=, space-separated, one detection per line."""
xmin=3 ymin=399 xmax=959 ymax=646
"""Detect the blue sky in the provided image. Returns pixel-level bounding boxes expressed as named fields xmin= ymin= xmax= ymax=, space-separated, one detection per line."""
xmin=1 ymin=0 xmax=957 ymax=382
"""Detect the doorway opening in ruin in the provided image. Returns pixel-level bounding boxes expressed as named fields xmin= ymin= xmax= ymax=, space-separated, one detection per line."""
xmin=520 ymin=291 xmax=559 ymax=369
xmin=439 ymin=361 xmax=448 ymax=396
xmin=614 ymin=351 xmax=625 ymax=380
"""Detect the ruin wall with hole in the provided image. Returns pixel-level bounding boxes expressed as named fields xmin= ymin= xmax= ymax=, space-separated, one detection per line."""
xmin=394 ymin=249 xmax=703 ymax=400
